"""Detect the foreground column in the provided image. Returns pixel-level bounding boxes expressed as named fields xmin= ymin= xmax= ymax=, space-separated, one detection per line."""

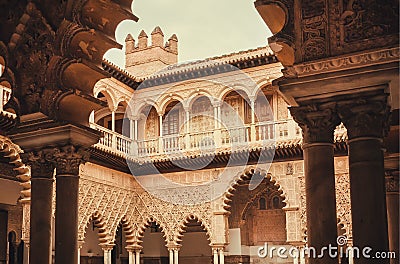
xmin=24 ymin=150 xmax=55 ymax=264
xmin=54 ymin=145 xmax=89 ymax=264
xmin=291 ymin=103 xmax=340 ymax=264
xmin=338 ymin=93 xmax=390 ymax=264
xmin=385 ymin=173 xmax=399 ymax=264
xmin=102 ymin=245 xmax=113 ymax=264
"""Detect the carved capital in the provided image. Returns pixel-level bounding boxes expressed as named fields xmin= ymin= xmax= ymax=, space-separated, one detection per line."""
xmin=53 ymin=145 xmax=90 ymax=175
xmin=290 ymin=103 xmax=340 ymax=143
xmin=385 ymin=174 xmax=399 ymax=193
xmin=22 ymin=148 xmax=58 ymax=178
xmin=338 ymin=93 xmax=390 ymax=139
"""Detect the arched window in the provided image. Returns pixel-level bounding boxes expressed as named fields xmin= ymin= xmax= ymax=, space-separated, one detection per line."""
xmin=259 ymin=197 xmax=267 ymax=210
xmin=272 ymin=196 xmax=281 ymax=209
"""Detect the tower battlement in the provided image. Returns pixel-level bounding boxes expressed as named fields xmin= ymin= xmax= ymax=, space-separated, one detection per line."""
xmin=125 ymin=27 xmax=178 ymax=78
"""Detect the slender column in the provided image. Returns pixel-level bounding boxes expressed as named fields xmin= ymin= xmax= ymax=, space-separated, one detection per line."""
xmin=169 ymin=249 xmax=174 ymax=264
xmin=159 ymin=113 xmax=164 ymax=153
xmin=135 ymin=250 xmax=140 ymax=264
xmin=250 ymin=98 xmax=256 ymax=142
xmin=338 ymin=93 xmax=390 ymax=264
xmin=54 ymin=145 xmax=89 ymax=264
xmin=290 ymin=103 xmax=340 ymax=264
xmin=127 ymin=251 xmax=134 ymax=264
xmin=219 ymin=248 xmax=224 ymax=264
xmin=213 ymin=103 xmax=222 ymax=147
xmin=173 ymin=249 xmax=179 ymax=264
xmin=134 ymin=119 xmax=138 ymax=140
xmin=184 ymin=108 xmax=190 ymax=149
xmin=385 ymin=173 xmax=399 ymax=264
xmin=213 ymin=248 xmax=218 ymax=264
xmin=77 ymin=241 xmax=84 ymax=264
xmin=102 ymin=246 xmax=113 ymax=264
xmin=23 ymin=150 xmax=56 ymax=264
xmin=111 ymin=111 xmax=116 ymax=131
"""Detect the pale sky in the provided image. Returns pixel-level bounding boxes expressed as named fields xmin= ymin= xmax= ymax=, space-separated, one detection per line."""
xmin=104 ymin=0 xmax=272 ymax=68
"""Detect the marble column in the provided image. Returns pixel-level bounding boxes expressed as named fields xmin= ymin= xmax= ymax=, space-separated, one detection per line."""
xmin=102 ymin=245 xmax=113 ymax=264
xmin=385 ymin=173 xmax=399 ymax=264
xmin=338 ymin=93 xmax=390 ymax=264
xmin=23 ymin=150 xmax=56 ymax=264
xmin=135 ymin=250 xmax=140 ymax=264
xmin=174 ymin=249 xmax=179 ymax=264
xmin=290 ymin=103 xmax=340 ymax=264
xmin=54 ymin=145 xmax=89 ymax=264
xmin=169 ymin=248 xmax=174 ymax=264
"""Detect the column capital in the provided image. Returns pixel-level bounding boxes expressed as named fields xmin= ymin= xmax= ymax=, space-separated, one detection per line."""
xmin=385 ymin=174 xmax=399 ymax=193
xmin=289 ymin=102 xmax=340 ymax=144
xmin=22 ymin=148 xmax=58 ymax=178
xmin=125 ymin=245 xmax=142 ymax=252
xmin=338 ymin=93 xmax=390 ymax=139
xmin=101 ymin=244 xmax=115 ymax=251
xmin=53 ymin=145 xmax=90 ymax=175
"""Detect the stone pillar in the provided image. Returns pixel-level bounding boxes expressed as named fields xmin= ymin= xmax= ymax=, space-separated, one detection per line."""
xmin=169 ymin=248 xmax=174 ymax=264
xmin=23 ymin=150 xmax=56 ymax=264
xmin=78 ymin=241 xmax=84 ymax=264
xmin=213 ymin=102 xmax=222 ymax=147
xmin=159 ymin=113 xmax=164 ymax=152
xmin=184 ymin=108 xmax=190 ymax=149
xmin=135 ymin=250 xmax=140 ymax=264
xmin=54 ymin=145 xmax=89 ymax=264
xmin=219 ymin=248 xmax=225 ymax=264
xmin=290 ymin=103 xmax=340 ymax=264
xmin=213 ymin=248 xmax=218 ymax=264
xmin=250 ymin=97 xmax=256 ymax=142
xmin=211 ymin=246 xmax=225 ymax=264
xmin=102 ymin=245 xmax=113 ymax=264
xmin=385 ymin=173 xmax=399 ymax=264
xmin=174 ymin=249 xmax=179 ymax=264
xmin=126 ymin=247 xmax=134 ymax=264
xmin=338 ymin=93 xmax=390 ymax=264
xmin=111 ymin=111 xmax=116 ymax=131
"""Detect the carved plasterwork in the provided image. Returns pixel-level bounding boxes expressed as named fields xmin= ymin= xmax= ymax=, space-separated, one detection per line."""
xmin=300 ymin=0 xmax=329 ymax=61
xmin=285 ymin=47 xmax=399 ymax=78
xmin=330 ymin=0 xmax=399 ymax=55
xmin=77 ymin=163 xmax=215 ymax=247
xmin=335 ymin=159 xmax=352 ymax=238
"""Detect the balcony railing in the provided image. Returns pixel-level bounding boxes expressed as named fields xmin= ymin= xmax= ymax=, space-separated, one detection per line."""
xmin=90 ymin=119 xmax=306 ymax=159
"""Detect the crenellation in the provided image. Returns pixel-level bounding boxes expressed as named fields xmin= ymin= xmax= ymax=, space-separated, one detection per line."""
xmin=124 ymin=27 xmax=178 ymax=78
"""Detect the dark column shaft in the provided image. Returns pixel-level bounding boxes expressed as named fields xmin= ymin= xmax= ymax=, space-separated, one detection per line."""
xmin=349 ymin=138 xmax=389 ymax=264
xmin=29 ymin=177 xmax=53 ymax=264
xmin=304 ymin=143 xmax=338 ymax=264
xmin=54 ymin=174 xmax=79 ymax=264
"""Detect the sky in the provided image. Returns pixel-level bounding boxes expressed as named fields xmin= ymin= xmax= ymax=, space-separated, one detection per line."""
xmin=104 ymin=0 xmax=272 ymax=68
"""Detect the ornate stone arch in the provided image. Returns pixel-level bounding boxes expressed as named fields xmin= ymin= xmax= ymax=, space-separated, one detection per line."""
xmin=176 ymin=214 xmax=212 ymax=246
xmin=136 ymin=216 xmax=169 ymax=247
xmin=157 ymin=94 xmax=185 ymax=114
xmin=222 ymin=166 xmax=287 ymax=212
xmin=110 ymin=215 xmax=136 ymax=246
xmin=79 ymin=211 xmax=111 ymax=246
xmin=186 ymin=89 xmax=215 ymax=110
xmin=93 ymin=83 xmax=117 ymax=111
xmin=217 ymin=84 xmax=252 ymax=102
xmin=132 ymin=99 xmax=160 ymax=117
